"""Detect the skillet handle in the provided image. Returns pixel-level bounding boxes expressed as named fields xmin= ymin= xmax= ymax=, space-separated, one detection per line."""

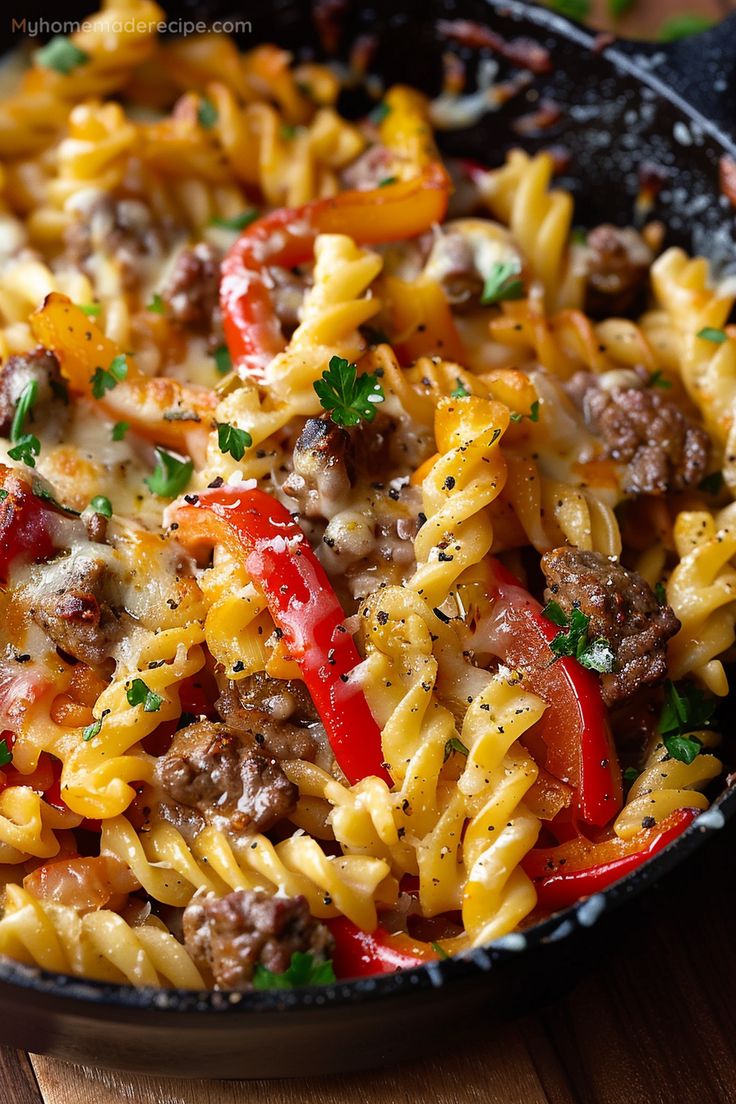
xmin=612 ymin=14 xmax=736 ymax=146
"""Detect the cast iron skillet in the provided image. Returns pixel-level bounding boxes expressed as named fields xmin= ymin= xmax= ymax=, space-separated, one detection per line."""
xmin=0 ymin=0 xmax=735 ymax=1079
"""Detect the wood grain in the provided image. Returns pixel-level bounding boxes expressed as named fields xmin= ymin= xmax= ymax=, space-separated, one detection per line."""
xmin=0 ymin=1050 xmax=41 ymax=1104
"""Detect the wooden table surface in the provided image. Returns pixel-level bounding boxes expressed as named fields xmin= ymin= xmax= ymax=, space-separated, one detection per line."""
xmin=1 ymin=821 xmax=734 ymax=1104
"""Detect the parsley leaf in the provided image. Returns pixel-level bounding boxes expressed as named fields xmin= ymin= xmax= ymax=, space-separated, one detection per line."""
xmin=368 ymin=102 xmax=391 ymax=125
xmin=91 ymin=354 xmax=128 ymax=399
xmin=431 ymin=941 xmax=450 ymax=960
xmin=146 ymin=293 xmax=165 ymax=314
xmin=451 ymin=378 xmax=470 ymax=399
xmin=480 ymin=260 xmax=524 ymax=305
xmin=0 ymin=737 xmax=12 ymax=768
xmin=214 ymin=345 xmax=232 ymax=375
xmin=543 ymin=602 xmax=615 ymax=673
xmin=217 ymin=422 xmax=252 ymax=461
xmin=35 ymin=36 xmax=90 ymax=75
xmin=126 ymin=678 xmax=163 ymax=713
xmin=79 ymin=303 xmax=101 ymax=317
xmin=622 ymin=766 xmax=641 ymax=785
xmin=571 ymin=228 xmax=588 ymax=246
xmin=8 ymin=434 xmax=41 ymax=468
xmin=112 ymin=421 xmax=129 ymax=441
xmin=658 ymin=681 xmax=714 ymax=764
xmin=145 ymin=448 xmax=193 ymax=498
xmin=313 ymin=355 xmax=385 ymax=427
xmin=83 ymin=719 xmax=102 ymax=742
xmin=696 ymin=326 xmax=727 ymax=344
xmin=0 ymin=490 xmax=8 ymax=503
xmin=378 ymin=176 xmax=398 ymax=187
xmin=443 ymin=736 xmax=469 ymax=763
xmin=89 ymin=495 xmax=112 ymax=518
xmin=654 ymin=581 xmax=667 ymax=605
xmin=510 ymin=400 xmax=540 ymax=424
xmin=659 ymin=14 xmax=714 ymax=40
xmin=648 ymin=369 xmax=672 ymax=389
xmin=699 ymin=471 xmax=724 ymax=495
xmin=197 ymin=98 xmax=218 ymax=129
xmin=11 ymin=380 xmax=39 ymax=442
xmin=253 ymin=951 xmax=336 ymax=989
xmin=211 ymin=210 xmax=259 ymax=232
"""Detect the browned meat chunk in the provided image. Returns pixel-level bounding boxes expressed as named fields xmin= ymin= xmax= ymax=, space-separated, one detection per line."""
xmin=0 ymin=348 xmax=65 ymax=438
xmin=282 ymin=417 xmax=353 ymax=518
xmin=584 ymin=224 xmax=653 ymax=318
xmin=30 ymin=556 xmax=121 ymax=665
xmin=215 ymin=685 xmax=320 ymax=763
xmin=157 ymin=720 xmax=298 ymax=833
xmin=226 ymin=672 xmax=319 ymax=726
xmin=569 ymin=372 xmax=709 ymax=496
xmin=63 ymin=196 xmax=165 ymax=291
xmin=541 ymin=547 xmax=680 ymax=706
xmin=162 ymin=243 xmax=221 ymax=334
xmin=183 ymin=888 xmax=333 ymax=990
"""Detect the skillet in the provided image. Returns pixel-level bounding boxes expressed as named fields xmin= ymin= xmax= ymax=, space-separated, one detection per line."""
xmin=0 ymin=0 xmax=735 ymax=1078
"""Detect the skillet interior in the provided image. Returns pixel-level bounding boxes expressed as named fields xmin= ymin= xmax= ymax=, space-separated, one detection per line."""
xmin=0 ymin=0 xmax=734 ymax=1078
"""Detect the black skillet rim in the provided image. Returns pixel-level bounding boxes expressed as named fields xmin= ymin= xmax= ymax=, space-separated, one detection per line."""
xmin=1 ymin=0 xmax=735 ymax=1016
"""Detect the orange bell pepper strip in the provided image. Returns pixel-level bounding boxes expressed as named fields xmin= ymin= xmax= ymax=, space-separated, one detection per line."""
xmin=31 ymin=293 xmax=216 ymax=452
xmin=220 ymin=164 xmax=451 ymax=382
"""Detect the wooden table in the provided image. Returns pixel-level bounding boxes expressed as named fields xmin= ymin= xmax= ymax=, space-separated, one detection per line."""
xmin=2 ymin=821 xmax=734 ymax=1104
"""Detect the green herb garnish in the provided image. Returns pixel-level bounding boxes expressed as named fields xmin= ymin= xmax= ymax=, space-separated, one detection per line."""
xmin=648 ymin=369 xmax=672 ymax=389
xmin=35 ymin=36 xmax=90 ymax=75
xmin=368 ymin=102 xmax=391 ymax=125
xmin=0 ymin=490 xmax=8 ymax=503
xmin=253 ymin=951 xmax=336 ymax=989
xmin=542 ymin=602 xmax=615 ymax=673
xmin=608 ymin=0 xmax=635 ymax=17
xmin=451 ymin=378 xmax=470 ymax=399
xmin=654 ymin=581 xmax=667 ymax=605
xmin=112 ymin=421 xmax=129 ymax=441
xmin=8 ymin=434 xmax=40 ymax=468
xmin=659 ymin=14 xmax=714 ymax=41
xmin=82 ymin=719 xmax=102 ymax=742
xmin=217 ymin=422 xmax=252 ymax=461
xmin=11 ymin=380 xmax=39 ymax=442
xmin=443 ymin=736 xmax=469 ymax=763
xmin=622 ymin=766 xmax=641 ymax=785
xmin=211 ymin=210 xmax=259 ymax=232
xmin=89 ymin=495 xmax=112 ymax=518
xmin=280 ymin=123 xmax=298 ymax=140
xmin=658 ymin=680 xmax=714 ymax=762
xmin=696 ymin=327 xmax=727 ymax=344
xmin=90 ymin=354 xmax=128 ymax=400
xmin=144 ymin=448 xmax=193 ymax=498
xmin=378 ymin=176 xmax=398 ymax=187
xmin=126 ymin=678 xmax=163 ymax=713
xmin=510 ymin=400 xmax=540 ymax=423
xmin=0 ymin=737 xmax=12 ymax=768
xmin=313 ymin=355 xmax=385 ymax=427
xmin=480 ymin=260 xmax=524 ymax=305
xmin=197 ymin=98 xmax=218 ymax=129
xmin=79 ymin=303 xmax=101 ymax=317
xmin=431 ymin=941 xmax=450 ymax=960
xmin=549 ymin=0 xmax=591 ymax=21
xmin=214 ymin=345 xmax=232 ymax=375
xmin=146 ymin=293 xmax=165 ymax=314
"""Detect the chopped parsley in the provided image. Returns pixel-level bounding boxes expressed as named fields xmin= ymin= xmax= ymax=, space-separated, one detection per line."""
xmin=146 ymin=293 xmax=165 ymax=314
xmin=510 ymin=400 xmax=540 ymax=423
xmin=431 ymin=941 xmax=450 ymax=960
xmin=112 ymin=421 xmax=129 ymax=441
xmin=648 ymin=369 xmax=672 ymax=389
xmin=0 ymin=737 xmax=12 ymax=768
xmin=145 ymin=448 xmax=193 ymax=498
xmin=213 ymin=345 xmax=232 ymax=375
xmin=79 ymin=303 xmax=101 ymax=317
xmin=658 ymin=680 xmax=714 ymax=763
xmin=451 ymin=378 xmax=470 ymax=399
xmin=443 ymin=736 xmax=469 ymax=763
xmin=197 ymin=98 xmax=218 ymax=129
xmin=542 ymin=601 xmax=615 ymax=673
xmin=211 ymin=210 xmax=259 ymax=232
xmin=0 ymin=490 xmax=7 ymax=503
xmin=378 ymin=176 xmax=398 ymax=187
xmin=91 ymin=354 xmax=128 ymax=399
xmin=89 ymin=495 xmax=112 ymax=518
xmin=368 ymin=101 xmax=391 ymax=125
xmin=35 ymin=36 xmax=90 ymax=75
xmin=82 ymin=719 xmax=102 ymax=742
xmin=699 ymin=470 xmax=724 ymax=496
xmin=8 ymin=434 xmax=41 ymax=468
xmin=608 ymin=0 xmax=635 ymax=16
xmin=480 ymin=260 xmax=524 ymax=305
xmin=217 ymin=422 xmax=252 ymax=461
xmin=659 ymin=13 xmax=714 ymax=41
xmin=571 ymin=228 xmax=588 ymax=246
xmin=622 ymin=766 xmax=641 ymax=785
xmin=126 ymin=678 xmax=164 ymax=713
xmin=696 ymin=327 xmax=727 ymax=344
xmin=654 ymin=581 xmax=667 ymax=606
xmin=549 ymin=0 xmax=590 ymax=18
xmin=11 ymin=380 xmax=39 ymax=442
xmin=253 ymin=951 xmax=336 ymax=989
xmin=314 ymin=355 xmax=385 ymax=427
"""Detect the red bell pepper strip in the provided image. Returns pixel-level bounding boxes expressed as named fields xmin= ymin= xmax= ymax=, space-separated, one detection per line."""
xmin=485 ymin=558 xmax=622 ymax=828
xmin=328 ymin=917 xmax=440 ymax=978
xmin=173 ymin=485 xmax=390 ymax=786
xmin=0 ymin=465 xmax=57 ymax=584
xmin=523 ymin=807 xmax=698 ymax=911
xmin=220 ymin=164 xmax=451 ymax=382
